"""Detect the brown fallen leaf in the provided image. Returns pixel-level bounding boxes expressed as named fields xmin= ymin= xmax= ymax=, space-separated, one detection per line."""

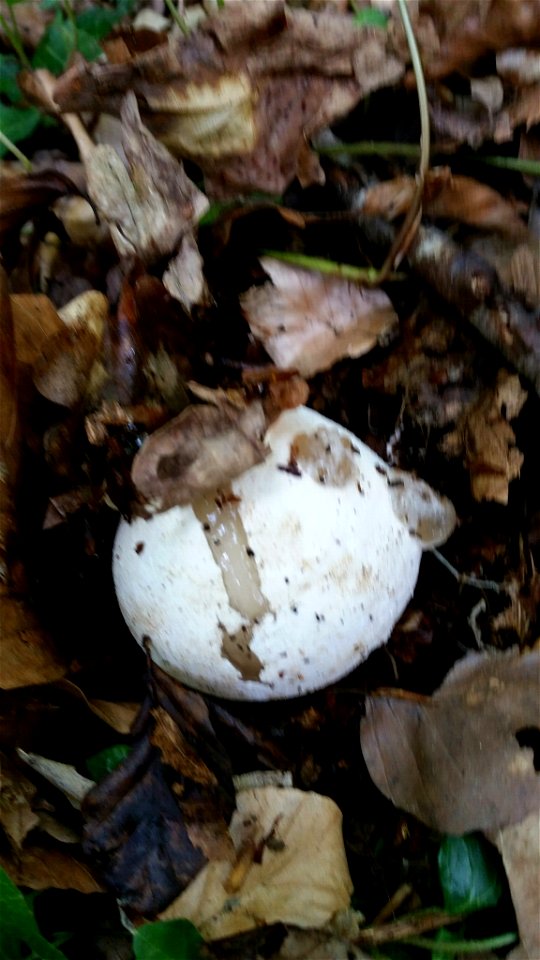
xmin=360 ymin=648 xmax=540 ymax=835
xmin=489 ymin=810 xmax=540 ymax=960
xmin=241 ymin=257 xmax=398 ymax=378
xmin=0 ymin=268 xmax=66 ymax=690
xmin=54 ymin=2 xmax=403 ymax=197
xmin=441 ymin=370 xmax=527 ymax=504
xmin=56 ymin=679 xmax=139 ymax=735
xmin=163 ymin=233 xmax=211 ymax=312
xmin=425 ymin=0 xmax=540 ymax=79
xmin=11 ymin=294 xmax=64 ymax=366
xmin=0 ymin=755 xmax=39 ymax=849
xmin=160 ymin=785 xmax=353 ymax=940
xmin=83 ymin=91 xmax=209 ymax=263
xmin=0 ymin=845 xmax=103 ymax=894
xmin=0 ymin=169 xmax=80 ymax=255
xmin=131 ymin=401 xmax=268 ymax=514
xmin=362 ymin=170 xmax=528 ymax=237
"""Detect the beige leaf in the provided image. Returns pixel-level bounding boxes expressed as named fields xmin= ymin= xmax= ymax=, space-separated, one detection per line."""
xmin=0 ymin=846 xmax=102 ymax=893
xmin=361 ymin=648 xmax=540 ymax=834
xmin=17 ymin=750 xmax=94 ymax=809
xmin=84 ymin=92 xmax=209 ymax=262
xmin=490 ymin=810 xmax=540 ymax=960
xmin=160 ymin=786 xmax=353 ymax=940
xmin=241 ymin=258 xmax=397 ymax=378
xmin=163 ymin=233 xmax=210 ymax=311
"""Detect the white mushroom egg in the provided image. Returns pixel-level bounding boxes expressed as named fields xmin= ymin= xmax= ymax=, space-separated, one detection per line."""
xmin=113 ymin=406 xmax=455 ymax=700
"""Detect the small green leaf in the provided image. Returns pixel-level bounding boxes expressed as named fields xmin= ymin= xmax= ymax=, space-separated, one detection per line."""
xmin=85 ymin=744 xmax=132 ymax=781
xmin=74 ymin=27 xmax=104 ymax=62
xmin=133 ymin=919 xmax=204 ymax=960
xmin=353 ymin=8 xmax=388 ymax=28
xmin=0 ymin=104 xmax=41 ymax=154
xmin=32 ymin=11 xmax=76 ymax=75
xmin=0 ymin=53 xmax=23 ymax=103
xmin=438 ymin=834 xmax=503 ymax=915
xmin=0 ymin=867 xmax=67 ymax=959
xmin=75 ymin=8 xmax=121 ymax=40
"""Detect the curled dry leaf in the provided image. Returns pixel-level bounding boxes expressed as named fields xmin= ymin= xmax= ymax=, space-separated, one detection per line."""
xmin=490 ymin=810 xmax=540 ymax=960
xmin=32 ymin=292 xmax=108 ymax=408
xmin=160 ymin=785 xmax=353 ymax=940
xmin=360 ymin=648 xmax=540 ymax=835
xmin=84 ymin=92 xmax=209 ymax=263
xmin=441 ymin=370 xmax=527 ymax=504
xmin=361 ymin=171 xmax=528 ymax=237
xmin=131 ymin=401 xmax=268 ymax=513
xmin=54 ymin=2 xmax=403 ymax=197
xmin=241 ymin=258 xmax=398 ymax=378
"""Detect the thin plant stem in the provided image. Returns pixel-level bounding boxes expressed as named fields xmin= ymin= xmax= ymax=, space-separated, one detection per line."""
xmin=432 ymin=549 xmax=504 ymax=593
xmin=402 ymin=932 xmax=517 ymax=953
xmin=0 ymin=11 xmax=32 ymax=69
xmin=481 ymin=155 xmax=540 ymax=176
xmin=163 ymin=0 xmax=190 ymax=35
xmin=262 ymin=249 xmax=405 ymax=283
xmin=318 ymin=141 xmax=540 ymax=177
xmin=0 ymin=130 xmax=32 ymax=171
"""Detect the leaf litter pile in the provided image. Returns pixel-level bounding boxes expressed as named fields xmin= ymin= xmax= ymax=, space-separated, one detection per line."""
xmin=1 ymin=1 xmax=539 ymax=958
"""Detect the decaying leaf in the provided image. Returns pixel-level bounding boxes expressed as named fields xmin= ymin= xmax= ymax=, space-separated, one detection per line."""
xmin=82 ymin=663 xmax=234 ymax=916
xmin=54 ymin=2 xmax=404 ymax=196
xmin=163 ymin=233 xmax=210 ymax=312
xmin=0 ymin=755 xmax=39 ymax=849
xmin=11 ymin=294 xmax=64 ymax=366
xmin=442 ymin=370 xmax=527 ymax=503
xmin=17 ymin=751 xmax=94 ymax=810
xmin=241 ymin=258 xmax=397 ymax=378
xmin=131 ymin=401 xmax=268 ymax=513
xmin=0 ymin=169 xmax=80 ymax=253
xmin=0 ymin=845 xmax=103 ymax=894
xmin=360 ymin=648 xmax=540 ymax=835
xmin=490 ymin=810 xmax=540 ymax=960
xmin=33 ymin=313 xmax=104 ymax=408
xmin=160 ymin=785 xmax=353 ymax=940
xmin=84 ymin=92 xmax=209 ymax=262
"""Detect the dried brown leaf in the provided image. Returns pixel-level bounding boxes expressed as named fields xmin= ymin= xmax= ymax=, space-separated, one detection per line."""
xmin=425 ymin=173 xmax=529 ymax=238
xmin=84 ymin=92 xmax=209 ymax=262
xmin=241 ymin=258 xmax=398 ymax=378
xmin=490 ymin=810 xmax=540 ymax=960
xmin=0 ymin=756 xmax=39 ymax=849
xmin=163 ymin=233 xmax=210 ymax=311
xmin=11 ymin=294 xmax=63 ymax=366
xmin=0 ymin=845 xmax=103 ymax=893
xmin=33 ymin=321 xmax=102 ymax=408
xmin=360 ymin=648 xmax=540 ymax=834
xmin=441 ymin=371 xmax=527 ymax=503
xmin=54 ymin=2 xmax=404 ymax=197
xmin=131 ymin=401 xmax=268 ymax=513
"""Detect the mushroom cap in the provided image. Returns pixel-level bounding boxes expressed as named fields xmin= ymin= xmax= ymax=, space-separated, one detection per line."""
xmin=113 ymin=406 xmax=454 ymax=700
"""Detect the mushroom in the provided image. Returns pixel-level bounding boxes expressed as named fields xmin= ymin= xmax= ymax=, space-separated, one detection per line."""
xmin=113 ymin=406 xmax=456 ymax=700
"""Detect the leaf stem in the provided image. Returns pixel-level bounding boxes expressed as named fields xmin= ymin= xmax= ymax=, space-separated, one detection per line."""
xmin=261 ymin=249 xmax=405 ymax=283
xmin=163 ymin=0 xmax=190 ymax=36
xmin=0 ymin=130 xmax=32 ymax=171
xmin=0 ymin=10 xmax=32 ymax=69
xmin=402 ymin=932 xmax=517 ymax=953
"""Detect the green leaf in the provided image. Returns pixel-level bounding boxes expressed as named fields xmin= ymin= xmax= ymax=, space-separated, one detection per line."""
xmin=0 ymin=104 xmax=41 ymax=154
xmin=133 ymin=919 xmax=204 ymax=960
xmin=74 ymin=27 xmax=104 ymax=62
xmin=438 ymin=834 xmax=503 ymax=915
xmin=353 ymin=8 xmax=388 ymax=28
xmin=0 ymin=53 xmax=23 ymax=103
xmin=85 ymin=744 xmax=132 ymax=781
xmin=32 ymin=11 xmax=76 ymax=75
xmin=0 ymin=867 xmax=67 ymax=959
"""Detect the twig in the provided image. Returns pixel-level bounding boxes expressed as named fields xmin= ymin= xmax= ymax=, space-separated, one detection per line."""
xmin=354 ymin=909 xmax=466 ymax=947
xmin=372 ymin=883 xmax=413 ymax=925
xmin=376 ymin=0 xmax=430 ymax=279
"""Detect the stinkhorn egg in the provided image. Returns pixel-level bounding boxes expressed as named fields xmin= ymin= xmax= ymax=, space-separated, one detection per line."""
xmin=113 ymin=406 xmax=456 ymax=700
